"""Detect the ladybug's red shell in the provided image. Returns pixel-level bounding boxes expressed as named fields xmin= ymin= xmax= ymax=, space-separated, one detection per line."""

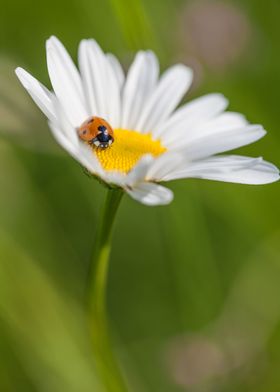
xmin=78 ymin=116 xmax=114 ymax=149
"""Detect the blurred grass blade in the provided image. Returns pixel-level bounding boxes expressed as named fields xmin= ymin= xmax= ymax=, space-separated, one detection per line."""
xmin=0 ymin=231 xmax=104 ymax=392
xmin=109 ymin=0 xmax=158 ymax=50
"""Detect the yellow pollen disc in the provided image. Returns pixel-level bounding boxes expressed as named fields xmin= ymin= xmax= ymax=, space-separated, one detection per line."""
xmin=94 ymin=129 xmax=167 ymax=173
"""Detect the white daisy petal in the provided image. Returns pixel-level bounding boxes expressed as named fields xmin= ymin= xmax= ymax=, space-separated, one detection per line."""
xmin=146 ymin=152 xmax=186 ymax=181
xmin=101 ymin=171 xmax=126 ymax=187
xmin=127 ymin=182 xmax=174 ymax=206
xmin=104 ymin=52 xmax=122 ymax=127
xmin=126 ymin=154 xmax=155 ymax=185
xmin=50 ymin=96 xmax=79 ymax=144
xmin=78 ymin=40 xmax=98 ymax=116
xmin=78 ymin=39 xmax=121 ymax=127
xmin=192 ymin=111 xmax=248 ymax=138
xmin=46 ymin=36 xmax=88 ymax=126
xmin=15 ymin=67 xmax=56 ymax=123
xmin=201 ymin=111 xmax=248 ymax=130
xmin=155 ymin=93 xmax=229 ymax=141
xmin=49 ymin=121 xmax=77 ymax=155
xmin=121 ymin=51 xmax=159 ymax=131
xmin=79 ymin=145 xmax=105 ymax=178
xmin=106 ymin=53 xmax=125 ymax=90
xmin=84 ymin=39 xmax=109 ymax=119
xmin=179 ymin=124 xmax=266 ymax=160
xmin=163 ymin=155 xmax=279 ymax=184
xmin=136 ymin=64 xmax=193 ymax=134
xmin=164 ymin=111 xmax=249 ymax=149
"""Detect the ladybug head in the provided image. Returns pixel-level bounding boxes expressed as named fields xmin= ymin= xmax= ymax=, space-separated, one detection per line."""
xmin=95 ymin=125 xmax=114 ymax=148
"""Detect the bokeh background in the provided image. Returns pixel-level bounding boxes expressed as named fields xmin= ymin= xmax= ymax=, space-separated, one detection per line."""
xmin=0 ymin=0 xmax=280 ymax=390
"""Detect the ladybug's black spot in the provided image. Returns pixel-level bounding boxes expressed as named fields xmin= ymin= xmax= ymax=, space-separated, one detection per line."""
xmin=83 ymin=130 xmax=87 ymax=135
xmin=87 ymin=118 xmax=94 ymax=124
xmin=98 ymin=125 xmax=107 ymax=133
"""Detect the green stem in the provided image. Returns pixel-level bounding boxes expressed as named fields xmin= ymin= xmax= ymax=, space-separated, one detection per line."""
xmin=88 ymin=188 xmax=128 ymax=392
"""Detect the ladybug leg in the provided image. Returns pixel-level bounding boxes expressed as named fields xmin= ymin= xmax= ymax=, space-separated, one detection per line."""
xmin=88 ymin=137 xmax=103 ymax=148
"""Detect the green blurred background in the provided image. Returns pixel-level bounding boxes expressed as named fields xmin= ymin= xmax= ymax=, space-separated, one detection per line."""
xmin=0 ymin=0 xmax=280 ymax=390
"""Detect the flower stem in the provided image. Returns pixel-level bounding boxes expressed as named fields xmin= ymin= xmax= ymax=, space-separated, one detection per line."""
xmin=88 ymin=188 xmax=128 ymax=392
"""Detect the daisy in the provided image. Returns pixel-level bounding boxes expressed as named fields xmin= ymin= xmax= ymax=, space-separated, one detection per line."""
xmin=15 ymin=36 xmax=279 ymax=206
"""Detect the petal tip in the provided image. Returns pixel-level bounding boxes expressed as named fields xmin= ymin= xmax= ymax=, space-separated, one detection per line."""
xmin=47 ymin=35 xmax=59 ymax=44
xmin=14 ymin=67 xmax=30 ymax=88
xmin=176 ymin=63 xmax=194 ymax=79
xmin=15 ymin=67 xmax=23 ymax=78
xmin=213 ymin=92 xmax=229 ymax=108
xmin=46 ymin=35 xmax=62 ymax=52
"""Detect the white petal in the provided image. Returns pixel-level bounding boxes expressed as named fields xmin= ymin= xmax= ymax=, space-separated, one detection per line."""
xmin=163 ymin=155 xmax=279 ymax=185
xmin=135 ymin=64 xmax=193 ymax=134
xmin=49 ymin=121 xmax=77 ymax=155
xmin=78 ymin=39 xmax=121 ymax=127
xmin=51 ymin=96 xmax=79 ymax=144
xmin=156 ymin=93 xmax=229 ymax=141
xmin=178 ymin=125 xmax=266 ymax=160
xmin=121 ymin=51 xmax=159 ymax=130
xmin=78 ymin=40 xmax=98 ymax=116
xmin=15 ymin=67 xmax=56 ymax=123
xmin=84 ymin=39 xmax=109 ymax=119
xmin=46 ymin=36 xmax=88 ymax=127
xmin=100 ymin=170 xmax=126 ymax=187
xmin=126 ymin=154 xmax=155 ymax=185
xmin=127 ymin=182 xmax=174 ymax=206
xmin=104 ymin=53 xmax=123 ymax=128
xmin=106 ymin=53 xmax=125 ymax=89
xmin=165 ymin=111 xmax=248 ymax=149
xmin=199 ymin=111 xmax=248 ymax=132
xmin=146 ymin=152 xmax=186 ymax=181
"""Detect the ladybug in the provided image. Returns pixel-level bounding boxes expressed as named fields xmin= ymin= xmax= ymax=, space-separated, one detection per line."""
xmin=78 ymin=116 xmax=114 ymax=149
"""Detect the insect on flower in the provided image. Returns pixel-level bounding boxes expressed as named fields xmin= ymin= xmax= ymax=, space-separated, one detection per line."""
xmin=78 ymin=116 xmax=114 ymax=149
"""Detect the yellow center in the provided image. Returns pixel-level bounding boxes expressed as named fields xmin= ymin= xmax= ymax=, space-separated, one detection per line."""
xmin=95 ymin=129 xmax=167 ymax=173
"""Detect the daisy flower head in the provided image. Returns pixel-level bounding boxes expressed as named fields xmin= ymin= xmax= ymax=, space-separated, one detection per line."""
xmin=15 ymin=36 xmax=279 ymax=206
